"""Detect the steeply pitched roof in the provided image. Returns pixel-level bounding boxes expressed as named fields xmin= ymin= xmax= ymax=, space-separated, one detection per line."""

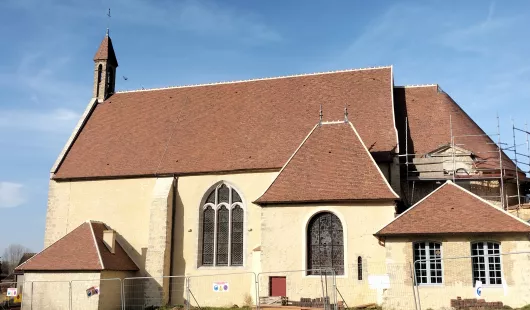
xmin=53 ymin=67 xmax=398 ymax=179
xmin=16 ymin=221 xmax=138 ymax=271
xmin=375 ymin=181 xmax=530 ymax=236
xmin=94 ymin=35 xmax=118 ymax=67
xmin=393 ymin=85 xmax=516 ymax=172
xmin=255 ymin=121 xmax=399 ymax=204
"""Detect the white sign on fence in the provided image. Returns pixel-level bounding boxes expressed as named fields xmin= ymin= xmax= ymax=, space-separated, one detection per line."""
xmin=86 ymin=286 xmax=100 ymax=297
xmin=368 ymin=275 xmax=391 ymax=289
xmin=212 ymin=281 xmax=229 ymax=292
xmin=475 ymin=280 xmax=482 ymax=298
xmin=6 ymin=288 xmax=17 ymax=297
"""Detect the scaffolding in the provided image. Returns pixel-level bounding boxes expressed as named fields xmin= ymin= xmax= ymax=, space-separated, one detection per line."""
xmin=506 ymin=121 xmax=530 ymax=213
xmin=399 ymin=115 xmax=529 ymax=211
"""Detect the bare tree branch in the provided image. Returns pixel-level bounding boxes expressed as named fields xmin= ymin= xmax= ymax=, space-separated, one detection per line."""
xmin=1 ymin=244 xmax=32 ymax=275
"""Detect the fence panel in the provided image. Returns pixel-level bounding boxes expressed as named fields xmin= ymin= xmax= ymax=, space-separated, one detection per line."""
xmin=257 ymin=269 xmax=335 ymax=310
xmin=123 ymin=276 xmax=186 ymax=310
xmin=414 ymin=252 xmax=530 ymax=310
xmin=335 ymin=262 xmax=416 ymax=310
xmin=0 ymin=281 xmax=21 ymax=309
xmin=71 ymin=278 xmax=122 ymax=310
xmin=26 ymin=280 xmax=71 ymax=310
xmin=187 ymin=272 xmax=257 ymax=308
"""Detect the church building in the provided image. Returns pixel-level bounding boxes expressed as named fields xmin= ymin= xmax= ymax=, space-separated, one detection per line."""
xmin=16 ymin=33 xmax=530 ymax=310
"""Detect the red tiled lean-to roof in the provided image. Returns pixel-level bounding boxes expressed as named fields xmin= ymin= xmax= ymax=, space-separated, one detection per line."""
xmin=53 ymin=67 xmax=398 ymax=179
xmin=255 ymin=121 xmax=399 ymax=204
xmin=375 ymin=181 xmax=530 ymax=236
xmin=16 ymin=221 xmax=138 ymax=271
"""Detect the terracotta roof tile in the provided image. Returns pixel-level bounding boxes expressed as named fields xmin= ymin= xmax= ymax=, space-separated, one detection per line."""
xmin=255 ymin=122 xmax=399 ymax=204
xmin=375 ymin=181 xmax=530 ymax=236
xmin=393 ymin=86 xmax=516 ymax=172
xmin=94 ymin=35 xmax=118 ymax=67
xmin=16 ymin=221 xmax=138 ymax=271
xmin=91 ymin=222 xmax=139 ymax=271
xmin=53 ymin=67 xmax=398 ymax=179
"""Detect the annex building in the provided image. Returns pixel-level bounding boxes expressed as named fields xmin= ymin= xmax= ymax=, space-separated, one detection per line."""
xmin=15 ymin=33 xmax=530 ymax=310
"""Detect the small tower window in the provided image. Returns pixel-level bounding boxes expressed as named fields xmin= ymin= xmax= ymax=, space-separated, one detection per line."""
xmin=96 ymin=64 xmax=102 ymax=98
xmin=97 ymin=64 xmax=102 ymax=83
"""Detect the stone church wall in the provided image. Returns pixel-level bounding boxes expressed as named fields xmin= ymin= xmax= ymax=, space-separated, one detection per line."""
xmin=170 ymin=171 xmax=278 ymax=306
xmin=44 ymin=178 xmax=156 ymax=271
xmin=384 ymin=235 xmax=530 ymax=310
xmin=260 ymin=202 xmax=396 ymax=307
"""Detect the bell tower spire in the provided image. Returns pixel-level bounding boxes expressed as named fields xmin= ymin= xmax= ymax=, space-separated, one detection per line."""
xmin=93 ymin=28 xmax=118 ymax=102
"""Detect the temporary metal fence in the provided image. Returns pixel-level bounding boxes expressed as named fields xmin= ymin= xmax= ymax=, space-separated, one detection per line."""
xmin=71 ymin=278 xmax=123 ymax=310
xmin=0 ymin=281 xmax=20 ymax=310
xmin=123 ymin=275 xmax=187 ymax=309
xmin=413 ymin=251 xmax=530 ymax=310
xmin=13 ymin=257 xmax=530 ymax=310
xmin=334 ymin=262 xmax=416 ymax=310
xmin=27 ymin=280 xmax=71 ymax=310
xmin=188 ymin=271 xmax=257 ymax=308
xmin=257 ymin=269 xmax=336 ymax=310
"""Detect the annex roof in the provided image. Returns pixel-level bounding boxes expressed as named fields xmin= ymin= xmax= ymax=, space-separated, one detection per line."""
xmin=375 ymin=181 xmax=530 ymax=236
xmin=255 ymin=121 xmax=399 ymax=204
xmin=53 ymin=66 xmax=398 ymax=179
xmin=16 ymin=221 xmax=138 ymax=272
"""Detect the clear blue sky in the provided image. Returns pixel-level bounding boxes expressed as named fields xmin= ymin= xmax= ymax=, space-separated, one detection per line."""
xmin=0 ymin=0 xmax=529 ymax=253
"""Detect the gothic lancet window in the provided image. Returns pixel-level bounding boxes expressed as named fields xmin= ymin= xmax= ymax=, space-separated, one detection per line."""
xmin=307 ymin=212 xmax=344 ymax=275
xmin=201 ymin=183 xmax=244 ymax=267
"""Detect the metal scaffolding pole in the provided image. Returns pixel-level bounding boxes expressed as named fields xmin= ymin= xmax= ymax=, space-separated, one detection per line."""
xmin=497 ymin=114 xmax=505 ymax=209
xmin=450 ymin=115 xmax=456 ymax=183
xmin=512 ymin=120 xmax=522 ymax=208
xmin=527 ymin=122 xmax=530 ymax=180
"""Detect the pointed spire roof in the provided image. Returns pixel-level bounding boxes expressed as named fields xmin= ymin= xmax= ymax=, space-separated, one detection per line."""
xmin=375 ymin=181 xmax=530 ymax=236
xmin=255 ymin=121 xmax=399 ymax=204
xmin=15 ymin=221 xmax=137 ymax=271
xmin=94 ymin=34 xmax=118 ymax=67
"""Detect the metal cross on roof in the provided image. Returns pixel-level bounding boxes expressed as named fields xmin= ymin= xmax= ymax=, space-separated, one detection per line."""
xmin=106 ymin=8 xmax=111 ymax=36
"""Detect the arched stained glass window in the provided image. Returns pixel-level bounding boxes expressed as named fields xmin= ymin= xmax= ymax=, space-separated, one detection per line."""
xmin=231 ymin=206 xmax=244 ymax=266
xmin=200 ymin=183 xmax=245 ymax=267
xmin=201 ymin=207 xmax=215 ymax=266
xmin=307 ymin=212 xmax=344 ymax=275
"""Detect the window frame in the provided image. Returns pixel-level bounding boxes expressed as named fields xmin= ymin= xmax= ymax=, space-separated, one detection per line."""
xmin=470 ymin=241 xmax=503 ymax=287
xmin=199 ymin=182 xmax=245 ymax=268
xmin=412 ymin=241 xmax=444 ymax=286
xmin=306 ymin=211 xmax=345 ymax=276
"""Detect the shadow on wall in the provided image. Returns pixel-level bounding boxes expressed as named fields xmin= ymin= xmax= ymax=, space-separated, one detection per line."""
xmin=118 ymin=179 xmax=188 ymax=309
xmin=170 ymin=187 xmax=187 ymax=306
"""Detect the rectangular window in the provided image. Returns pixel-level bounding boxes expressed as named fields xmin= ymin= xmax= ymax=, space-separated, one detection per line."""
xmin=413 ymin=242 xmax=443 ymax=284
xmin=471 ymin=242 xmax=502 ymax=285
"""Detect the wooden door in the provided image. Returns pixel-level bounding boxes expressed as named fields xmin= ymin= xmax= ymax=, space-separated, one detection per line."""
xmin=269 ymin=276 xmax=286 ymax=297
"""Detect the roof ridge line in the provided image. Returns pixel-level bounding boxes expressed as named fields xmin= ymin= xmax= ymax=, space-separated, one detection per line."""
xmin=374 ymin=181 xmax=451 ymax=235
xmin=116 ymin=65 xmax=393 ymax=94
xmin=88 ymin=221 xmax=105 ymax=270
xmin=321 ymin=120 xmax=347 ymax=125
xmin=445 ymin=181 xmax=530 ymax=228
xmin=254 ymin=123 xmax=319 ymax=203
xmin=394 ymin=84 xmax=438 ymax=88
xmin=347 ymin=121 xmax=399 ymax=199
